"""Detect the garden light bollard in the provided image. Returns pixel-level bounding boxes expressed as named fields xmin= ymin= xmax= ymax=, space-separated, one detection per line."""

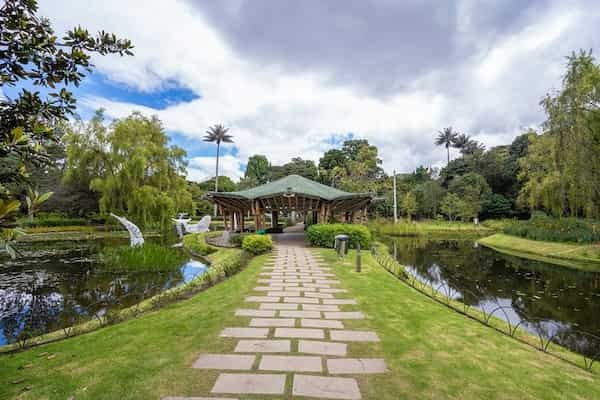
xmin=356 ymin=243 xmax=362 ymax=272
xmin=334 ymin=234 xmax=350 ymax=258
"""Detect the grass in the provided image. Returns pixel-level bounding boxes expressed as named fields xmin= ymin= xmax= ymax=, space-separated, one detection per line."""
xmin=182 ymin=232 xmax=218 ymax=256
xmin=2 ymin=248 xmax=599 ymax=399
xmin=480 ymin=233 xmax=600 ymax=271
xmin=16 ymin=229 xmax=161 ymax=243
xmin=98 ymin=243 xmax=189 ymax=271
xmin=370 ymin=218 xmax=492 ymax=237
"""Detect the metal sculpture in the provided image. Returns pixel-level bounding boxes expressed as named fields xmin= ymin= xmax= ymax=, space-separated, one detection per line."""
xmin=110 ymin=213 xmax=144 ymax=247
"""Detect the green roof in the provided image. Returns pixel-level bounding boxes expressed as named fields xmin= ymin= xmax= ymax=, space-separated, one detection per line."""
xmin=208 ymin=174 xmax=371 ymax=201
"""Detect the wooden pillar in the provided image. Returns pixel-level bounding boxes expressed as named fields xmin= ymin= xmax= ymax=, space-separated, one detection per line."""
xmin=272 ymin=210 xmax=279 ymax=228
xmin=240 ymin=210 xmax=245 ymax=232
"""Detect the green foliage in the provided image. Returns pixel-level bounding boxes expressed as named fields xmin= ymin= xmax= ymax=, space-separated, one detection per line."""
xmin=519 ymin=50 xmax=600 ymax=218
xmin=182 ymin=233 xmax=217 ymax=255
xmin=244 ymin=154 xmax=270 ymax=184
xmin=229 ymin=232 xmax=248 ymax=247
xmin=196 ymin=176 xmax=237 ymax=192
xmin=271 ymin=157 xmax=319 ymax=181
xmin=306 ymin=223 xmax=372 ymax=248
xmin=64 ymin=111 xmax=192 ymax=230
xmin=482 ymin=194 xmax=513 ymax=219
xmin=0 ymin=0 xmax=132 ymax=254
xmin=241 ymin=234 xmax=273 ymax=255
xmin=99 ymin=243 xmax=188 ymax=272
xmin=400 ymin=191 xmax=417 ymax=220
xmin=18 ymin=214 xmax=88 ymax=228
xmin=503 ymin=213 xmax=600 ymax=243
xmin=440 ymin=192 xmax=461 ymax=221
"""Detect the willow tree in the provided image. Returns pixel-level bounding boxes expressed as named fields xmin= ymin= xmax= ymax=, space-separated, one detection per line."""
xmin=519 ymin=50 xmax=600 ymax=218
xmin=64 ymin=111 xmax=192 ymax=229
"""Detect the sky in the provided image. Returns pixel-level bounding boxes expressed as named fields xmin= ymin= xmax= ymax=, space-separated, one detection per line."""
xmin=37 ymin=0 xmax=600 ymax=182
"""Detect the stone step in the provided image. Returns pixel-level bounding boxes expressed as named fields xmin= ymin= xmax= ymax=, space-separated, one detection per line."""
xmin=298 ymin=339 xmax=347 ymax=356
xmin=234 ymin=309 xmax=276 ymax=318
xmin=211 ymin=373 xmax=286 ymax=395
xmin=330 ymin=330 xmax=380 ymax=342
xmin=292 ymin=374 xmax=361 ymax=400
xmin=302 ymin=304 xmax=340 ymax=312
xmin=305 ymin=292 xmax=334 ymax=299
xmin=245 ymin=296 xmax=280 ymax=303
xmin=283 ymin=296 xmax=320 ymax=304
xmin=274 ymin=327 xmax=325 ymax=339
xmin=279 ymin=310 xmax=321 ymax=319
xmin=249 ymin=318 xmax=295 ymax=327
xmin=327 ymin=358 xmax=387 ymax=374
xmin=220 ymin=327 xmax=269 ymax=338
xmin=234 ymin=339 xmax=291 ymax=353
xmin=259 ymin=303 xmax=298 ymax=310
xmin=301 ymin=318 xmax=344 ymax=329
xmin=323 ymin=299 xmax=358 ymax=305
xmin=259 ymin=355 xmax=322 ymax=372
xmin=163 ymin=397 xmax=238 ymax=400
xmin=192 ymin=354 xmax=255 ymax=370
xmin=324 ymin=311 xmax=365 ymax=320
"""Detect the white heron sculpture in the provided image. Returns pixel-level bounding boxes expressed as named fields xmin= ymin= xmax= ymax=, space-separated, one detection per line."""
xmin=110 ymin=213 xmax=144 ymax=247
xmin=173 ymin=215 xmax=211 ymax=237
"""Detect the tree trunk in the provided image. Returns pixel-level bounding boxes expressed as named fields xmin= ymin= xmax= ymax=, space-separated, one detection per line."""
xmin=446 ymin=145 xmax=450 ymax=166
xmin=214 ymin=141 xmax=220 ymax=216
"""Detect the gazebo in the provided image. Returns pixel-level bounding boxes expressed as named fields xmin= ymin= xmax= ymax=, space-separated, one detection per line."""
xmin=207 ymin=174 xmax=373 ymax=232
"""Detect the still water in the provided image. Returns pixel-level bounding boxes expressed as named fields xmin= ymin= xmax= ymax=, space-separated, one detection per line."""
xmin=0 ymin=240 xmax=207 ymax=345
xmin=383 ymin=236 xmax=600 ymax=357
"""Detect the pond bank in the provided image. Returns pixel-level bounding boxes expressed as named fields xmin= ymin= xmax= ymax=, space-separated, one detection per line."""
xmin=370 ymin=219 xmax=493 ymax=238
xmin=479 ymin=233 xmax=600 ymax=271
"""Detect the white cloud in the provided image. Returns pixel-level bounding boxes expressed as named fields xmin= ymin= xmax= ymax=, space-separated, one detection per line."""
xmin=187 ymin=155 xmax=243 ymax=183
xmin=38 ymin=0 xmax=600 ymax=179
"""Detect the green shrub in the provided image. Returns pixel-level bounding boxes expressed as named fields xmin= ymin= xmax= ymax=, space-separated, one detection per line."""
xmin=306 ymin=223 xmax=371 ymax=248
xmin=19 ymin=214 xmax=88 ymax=228
xmin=182 ymin=232 xmax=217 ymax=255
xmin=241 ymin=234 xmax=273 ymax=255
xmin=229 ymin=233 xmax=248 ymax=247
xmin=99 ymin=243 xmax=188 ymax=271
xmin=503 ymin=213 xmax=600 ymax=243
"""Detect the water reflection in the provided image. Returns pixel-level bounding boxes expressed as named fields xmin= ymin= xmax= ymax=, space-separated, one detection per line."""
xmin=0 ymin=241 xmax=207 ymax=345
xmin=385 ymin=236 xmax=600 ymax=356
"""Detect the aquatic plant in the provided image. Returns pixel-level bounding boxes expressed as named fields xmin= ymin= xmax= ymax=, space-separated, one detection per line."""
xmin=99 ymin=243 xmax=188 ymax=271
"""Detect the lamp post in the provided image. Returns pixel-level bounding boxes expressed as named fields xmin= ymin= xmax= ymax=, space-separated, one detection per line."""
xmin=393 ymin=169 xmax=398 ymax=224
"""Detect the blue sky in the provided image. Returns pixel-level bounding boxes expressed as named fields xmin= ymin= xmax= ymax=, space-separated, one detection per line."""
xmin=36 ymin=0 xmax=600 ymax=182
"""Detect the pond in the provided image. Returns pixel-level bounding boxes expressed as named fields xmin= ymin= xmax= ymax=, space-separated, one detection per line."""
xmin=0 ymin=239 xmax=208 ymax=346
xmin=382 ymin=236 xmax=600 ymax=358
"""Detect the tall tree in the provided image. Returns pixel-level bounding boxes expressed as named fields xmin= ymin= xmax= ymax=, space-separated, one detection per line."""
xmin=244 ymin=155 xmax=270 ymax=184
xmin=64 ymin=112 xmax=192 ymax=230
xmin=435 ymin=127 xmax=459 ymax=165
xmin=0 ymin=0 xmax=132 ymax=255
xmin=203 ymin=124 xmax=233 ymax=216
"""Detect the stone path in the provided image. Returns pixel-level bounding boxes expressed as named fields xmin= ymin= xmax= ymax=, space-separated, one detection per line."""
xmin=164 ymin=243 xmax=385 ymax=399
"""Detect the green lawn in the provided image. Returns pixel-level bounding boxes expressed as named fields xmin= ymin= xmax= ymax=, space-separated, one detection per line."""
xmin=371 ymin=219 xmax=492 ymax=237
xmin=1 ymin=248 xmax=599 ymax=399
xmin=480 ymin=233 xmax=600 ymax=271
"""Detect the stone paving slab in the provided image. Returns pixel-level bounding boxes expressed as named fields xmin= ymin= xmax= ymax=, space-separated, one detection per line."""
xmin=257 ymin=279 xmax=284 ymax=284
xmin=316 ymin=279 xmax=341 ymax=284
xmin=319 ymin=288 xmax=348 ymax=294
xmin=293 ymin=374 xmax=361 ymax=400
xmin=163 ymin=397 xmax=238 ymax=400
xmin=330 ymin=330 xmax=380 ymax=342
xmin=220 ymin=327 xmax=269 ymax=338
xmin=283 ymin=296 xmax=320 ymax=304
xmin=192 ymin=354 xmax=255 ymax=370
xmin=298 ymin=339 xmax=347 ymax=356
xmin=303 ymin=304 xmax=341 ymax=312
xmin=305 ymin=292 xmax=334 ymax=299
xmin=259 ymin=355 xmax=322 ymax=372
xmin=327 ymin=358 xmax=387 ymax=374
xmin=301 ymin=318 xmax=344 ymax=329
xmin=234 ymin=340 xmax=291 ymax=353
xmin=234 ymin=309 xmax=276 ymax=317
xmin=259 ymin=303 xmax=298 ymax=310
xmin=249 ymin=318 xmax=295 ymax=327
xmin=267 ymin=291 xmax=301 ymax=297
xmin=253 ymin=286 xmax=283 ymax=291
xmin=323 ymin=299 xmax=358 ymax=305
xmin=245 ymin=296 xmax=280 ymax=303
xmin=279 ymin=310 xmax=321 ymax=318
xmin=274 ymin=327 xmax=325 ymax=339
xmin=212 ymin=373 xmax=286 ymax=395
xmin=324 ymin=311 xmax=365 ymax=320
xmin=303 ymin=283 xmax=332 ymax=288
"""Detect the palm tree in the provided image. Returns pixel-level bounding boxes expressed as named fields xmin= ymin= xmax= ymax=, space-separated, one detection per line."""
xmin=435 ymin=127 xmax=458 ymax=166
xmin=452 ymin=133 xmax=470 ymax=151
xmin=203 ymin=124 xmax=234 ymax=216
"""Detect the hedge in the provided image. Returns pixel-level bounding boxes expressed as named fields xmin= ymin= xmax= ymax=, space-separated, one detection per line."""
xmin=503 ymin=213 xmax=600 ymax=243
xmin=306 ymin=223 xmax=371 ymax=249
xmin=242 ymin=234 xmax=273 ymax=255
xmin=182 ymin=232 xmax=217 ymax=255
